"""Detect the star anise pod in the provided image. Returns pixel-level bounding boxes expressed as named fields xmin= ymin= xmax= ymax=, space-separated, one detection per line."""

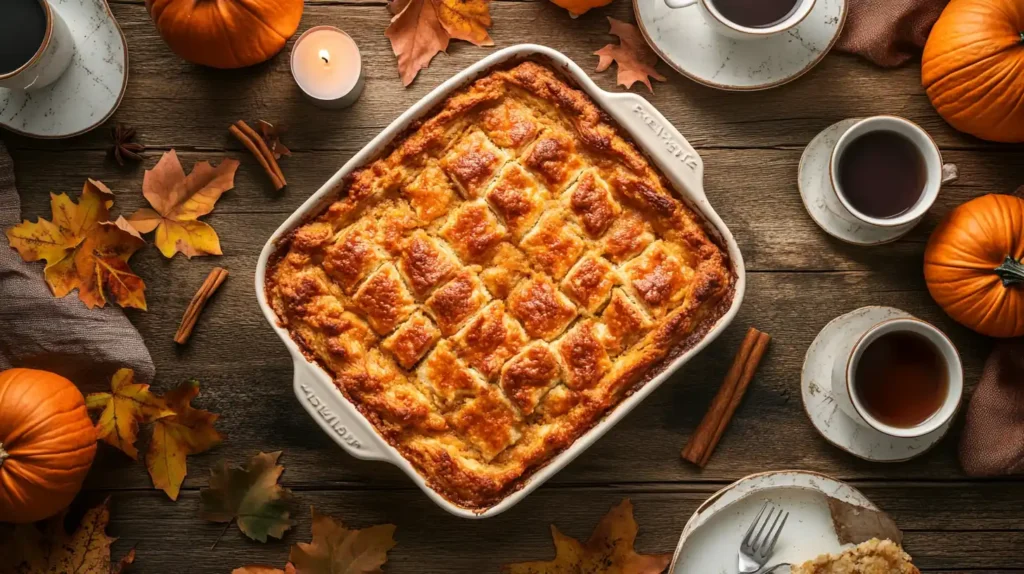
xmin=109 ymin=123 xmax=145 ymax=166
xmin=257 ymin=120 xmax=291 ymax=160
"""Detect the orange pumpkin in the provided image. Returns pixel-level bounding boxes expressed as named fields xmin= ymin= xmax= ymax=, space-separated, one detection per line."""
xmin=145 ymin=0 xmax=304 ymax=69
xmin=924 ymin=194 xmax=1024 ymax=338
xmin=922 ymin=0 xmax=1024 ymax=143
xmin=0 ymin=368 xmax=97 ymax=523
xmin=549 ymin=0 xmax=614 ymax=17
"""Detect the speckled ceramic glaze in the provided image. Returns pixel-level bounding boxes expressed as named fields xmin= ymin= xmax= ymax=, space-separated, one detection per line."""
xmin=801 ymin=306 xmax=954 ymax=462
xmin=669 ymin=471 xmax=880 ymax=573
xmin=0 ymin=0 xmax=128 ymax=138
xmin=634 ymin=0 xmax=847 ymax=91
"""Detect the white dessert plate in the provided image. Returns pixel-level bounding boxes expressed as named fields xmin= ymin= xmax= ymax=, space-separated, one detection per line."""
xmin=634 ymin=0 xmax=847 ymax=91
xmin=0 ymin=0 xmax=128 ymax=139
xmin=669 ymin=470 xmax=900 ymax=573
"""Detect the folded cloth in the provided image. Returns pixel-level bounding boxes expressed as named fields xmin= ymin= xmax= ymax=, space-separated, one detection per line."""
xmin=959 ymin=339 xmax=1024 ymax=477
xmin=0 ymin=139 xmax=155 ymax=387
xmin=835 ymin=0 xmax=951 ymax=67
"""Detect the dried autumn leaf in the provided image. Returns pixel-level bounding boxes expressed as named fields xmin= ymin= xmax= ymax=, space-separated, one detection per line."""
xmin=0 ymin=499 xmax=135 ymax=574
xmin=128 ymin=149 xmax=239 ymax=259
xmin=501 ymin=499 xmax=671 ymax=574
xmin=86 ymin=368 xmax=174 ymax=460
xmin=385 ymin=0 xmax=493 ymax=86
xmin=594 ymin=18 xmax=667 ymax=93
xmin=200 ymin=451 xmax=294 ymax=542
xmin=5 ymin=180 xmax=147 ymax=310
xmin=146 ymin=380 xmax=224 ymax=500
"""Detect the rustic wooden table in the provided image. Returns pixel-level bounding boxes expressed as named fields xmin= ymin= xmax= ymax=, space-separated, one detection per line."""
xmin=5 ymin=1 xmax=1024 ymax=572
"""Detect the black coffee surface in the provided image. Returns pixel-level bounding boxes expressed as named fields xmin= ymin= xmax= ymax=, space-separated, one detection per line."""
xmin=854 ymin=331 xmax=948 ymax=429
xmin=838 ymin=130 xmax=927 ymax=219
xmin=0 ymin=0 xmax=48 ymax=75
xmin=709 ymin=0 xmax=801 ymax=28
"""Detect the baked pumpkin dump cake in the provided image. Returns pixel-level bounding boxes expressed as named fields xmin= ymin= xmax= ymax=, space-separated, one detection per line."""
xmin=266 ymin=61 xmax=734 ymax=510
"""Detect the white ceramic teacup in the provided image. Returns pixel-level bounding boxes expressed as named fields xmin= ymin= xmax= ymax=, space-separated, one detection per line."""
xmin=0 ymin=0 xmax=76 ymax=91
xmin=664 ymin=0 xmax=817 ymax=40
xmin=829 ymin=116 xmax=958 ymax=230
xmin=830 ymin=317 xmax=963 ymax=439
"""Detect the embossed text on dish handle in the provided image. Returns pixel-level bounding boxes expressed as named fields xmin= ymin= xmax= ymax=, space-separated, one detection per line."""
xmin=631 ymin=103 xmax=701 ymax=173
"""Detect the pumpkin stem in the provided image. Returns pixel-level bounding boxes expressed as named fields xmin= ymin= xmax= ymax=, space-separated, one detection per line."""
xmin=994 ymin=255 xmax=1024 ymax=287
xmin=0 ymin=442 xmax=7 ymax=467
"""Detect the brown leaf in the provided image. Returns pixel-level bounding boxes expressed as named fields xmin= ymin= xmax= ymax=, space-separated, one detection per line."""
xmin=5 ymin=180 xmax=147 ymax=310
xmin=257 ymin=121 xmax=291 ymax=160
xmin=594 ymin=18 xmax=667 ymax=93
xmin=200 ymin=451 xmax=294 ymax=542
xmin=128 ymin=149 xmax=239 ymax=259
xmin=86 ymin=368 xmax=174 ymax=460
xmin=385 ymin=0 xmax=492 ymax=86
xmin=0 ymin=499 xmax=135 ymax=574
xmin=502 ymin=499 xmax=671 ymax=574
xmin=146 ymin=380 xmax=224 ymax=500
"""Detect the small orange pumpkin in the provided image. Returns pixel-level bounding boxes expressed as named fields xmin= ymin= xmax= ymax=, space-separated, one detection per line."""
xmin=548 ymin=0 xmax=614 ymax=17
xmin=145 ymin=0 xmax=304 ymax=69
xmin=922 ymin=0 xmax=1024 ymax=143
xmin=0 ymin=368 xmax=97 ymax=523
xmin=924 ymin=194 xmax=1024 ymax=338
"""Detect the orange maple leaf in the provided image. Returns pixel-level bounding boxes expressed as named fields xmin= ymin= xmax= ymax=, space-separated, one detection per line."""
xmin=146 ymin=380 xmax=224 ymax=501
xmin=501 ymin=499 xmax=671 ymax=574
xmin=232 ymin=507 xmax=397 ymax=574
xmin=385 ymin=0 xmax=493 ymax=86
xmin=128 ymin=149 xmax=239 ymax=259
xmin=5 ymin=180 xmax=147 ymax=310
xmin=86 ymin=368 xmax=174 ymax=460
xmin=594 ymin=18 xmax=667 ymax=93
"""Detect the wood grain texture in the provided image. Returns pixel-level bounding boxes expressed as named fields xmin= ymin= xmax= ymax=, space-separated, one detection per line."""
xmin=3 ymin=0 xmax=1023 ymax=571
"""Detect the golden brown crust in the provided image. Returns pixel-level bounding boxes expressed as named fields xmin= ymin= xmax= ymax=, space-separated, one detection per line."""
xmin=266 ymin=60 xmax=733 ymax=511
xmin=793 ymin=539 xmax=920 ymax=574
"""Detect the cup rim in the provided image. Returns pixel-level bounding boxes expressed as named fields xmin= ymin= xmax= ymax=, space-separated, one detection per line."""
xmin=828 ymin=115 xmax=943 ymax=228
xmin=699 ymin=0 xmax=818 ymax=35
xmin=0 ymin=0 xmax=54 ymax=81
xmin=844 ymin=317 xmax=964 ymax=439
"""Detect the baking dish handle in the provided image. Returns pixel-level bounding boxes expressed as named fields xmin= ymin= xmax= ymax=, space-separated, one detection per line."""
xmin=602 ymin=92 xmax=708 ymax=207
xmin=291 ymin=359 xmax=392 ymax=462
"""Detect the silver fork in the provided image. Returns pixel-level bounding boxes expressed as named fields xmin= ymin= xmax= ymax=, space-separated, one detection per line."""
xmin=738 ymin=502 xmax=790 ymax=573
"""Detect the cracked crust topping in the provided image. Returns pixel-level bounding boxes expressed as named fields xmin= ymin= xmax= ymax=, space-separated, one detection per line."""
xmin=266 ymin=60 xmax=733 ymax=511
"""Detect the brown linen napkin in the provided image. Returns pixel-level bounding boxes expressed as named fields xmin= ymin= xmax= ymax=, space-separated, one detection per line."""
xmin=959 ymin=339 xmax=1024 ymax=477
xmin=0 ymin=139 xmax=155 ymax=386
xmin=835 ymin=0 xmax=951 ymax=67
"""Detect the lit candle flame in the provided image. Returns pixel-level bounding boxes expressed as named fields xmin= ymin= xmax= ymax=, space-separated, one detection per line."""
xmin=319 ymin=49 xmax=330 ymax=65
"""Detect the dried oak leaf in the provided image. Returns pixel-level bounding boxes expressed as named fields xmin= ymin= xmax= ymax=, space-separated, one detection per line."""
xmin=233 ymin=507 xmax=397 ymax=574
xmin=5 ymin=179 xmax=147 ymax=310
xmin=128 ymin=149 xmax=239 ymax=259
xmin=594 ymin=18 xmax=667 ymax=93
xmin=200 ymin=451 xmax=294 ymax=542
xmin=385 ymin=0 xmax=493 ymax=86
xmin=146 ymin=380 xmax=224 ymax=501
xmin=501 ymin=499 xmax=671 ymax=574
xmin=0 ymin=498 xmax=135 ymax=574
xmin=86 ymin=368 xmax=174 ymax=460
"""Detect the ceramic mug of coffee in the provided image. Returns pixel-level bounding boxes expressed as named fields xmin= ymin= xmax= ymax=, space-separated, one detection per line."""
xmin=830 ymin=116 xmax=958 ymax=230
xmin=664 ymin=0 xmax=817 ymax=40
xmin=0 ymin=0 xmax=76 ymax=91
xmin=830 ymin=316 xmax=963 ymax=439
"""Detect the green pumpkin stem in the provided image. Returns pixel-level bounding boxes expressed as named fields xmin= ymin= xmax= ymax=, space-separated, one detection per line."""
xmin=0 ymin=442 xmax=7 ymax=467
xmin=994 ymin=255 xmax=1024 ymax=287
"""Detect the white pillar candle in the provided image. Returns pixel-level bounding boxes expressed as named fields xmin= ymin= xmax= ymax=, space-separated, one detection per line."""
xmin=290 ymin=26 xmax=364 ymax=109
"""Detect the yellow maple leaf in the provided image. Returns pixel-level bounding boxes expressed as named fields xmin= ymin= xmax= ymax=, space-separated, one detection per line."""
xmin=146 ymin=380 xmax=224 ymax=500
xmin=86 ymin=368 xmax=174 ymax=460
xmin=502 ymin=499 xmax=671 ymax=574
xmin=5 ymin=180 xmax=147 ymax=310
xmin=128 ymin=149 xmax=239 ymax=259
xmin=0 ymin=499 xmax=135 ymax=574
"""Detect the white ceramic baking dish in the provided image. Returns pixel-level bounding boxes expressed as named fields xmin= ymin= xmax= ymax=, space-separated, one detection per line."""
xmin=255 ymin=44 xmax=746 ymax=519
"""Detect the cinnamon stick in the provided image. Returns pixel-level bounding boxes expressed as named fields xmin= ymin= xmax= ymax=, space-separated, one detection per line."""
xmin=681 ymin=327 xmax=771 ymax=468
xmin=174 ymin=267 xmax=229 ymax=344
xmin=229 ymin=121 xmax=286 ymax=190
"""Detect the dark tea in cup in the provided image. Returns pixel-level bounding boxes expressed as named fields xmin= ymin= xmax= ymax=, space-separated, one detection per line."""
xmin=853 ymin=330 xmax=949 ymax=429
xmin=0 ymin=0 xmax=48 ymax=76
xmin=837 ymin=130 xmax=927 ymax=219
xmin=708 ymin=0 xmax=803 ymax=28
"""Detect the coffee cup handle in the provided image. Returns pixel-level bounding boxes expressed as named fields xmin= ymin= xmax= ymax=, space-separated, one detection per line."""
xmin=941 ymin=163 xmax=959 ymax=185
xmin=665 ymin=0 xmax=698 ymax=8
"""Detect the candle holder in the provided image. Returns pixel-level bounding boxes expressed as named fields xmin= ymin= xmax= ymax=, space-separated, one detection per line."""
xmin=0 ymin=0 xmax=76 ymax=91
xmin=290 ymin=26 xmax=364 ymax=109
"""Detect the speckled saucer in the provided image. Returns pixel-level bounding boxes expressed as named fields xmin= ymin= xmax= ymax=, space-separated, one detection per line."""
xmin=802 ymin=306 xmax=953 ymax=462
xmin=0 ymin=0 xmax=128 ymax=139
xmin=798 ymin=119 xmax=918 ymax=246
xmin=634 ymin=0 xmax=847 ymax=91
